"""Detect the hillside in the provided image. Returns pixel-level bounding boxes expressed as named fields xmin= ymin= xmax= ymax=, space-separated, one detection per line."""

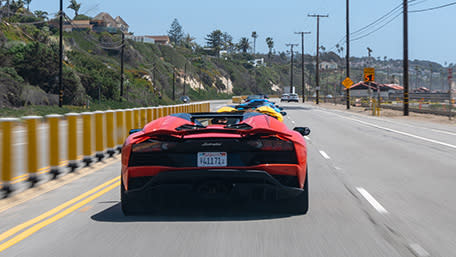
xmin=1 ymin=10 xmax=452 ymax=111
xmin=0 ymin=16 xmax=296 ymax=109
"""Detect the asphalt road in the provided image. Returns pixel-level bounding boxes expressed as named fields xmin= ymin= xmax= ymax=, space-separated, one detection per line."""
xmin=1 ymin=101 xmax=455 ymax=257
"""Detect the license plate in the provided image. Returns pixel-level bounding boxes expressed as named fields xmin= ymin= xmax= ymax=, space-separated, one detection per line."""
xmin=197 ymin=152 xmax=227 ymax=167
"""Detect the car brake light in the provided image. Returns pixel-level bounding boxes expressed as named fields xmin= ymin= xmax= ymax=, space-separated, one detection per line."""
xmin=132 ymin=140 xmax=177 ymax=152
xmin=247 ymin=139 xmax=294 ymax=151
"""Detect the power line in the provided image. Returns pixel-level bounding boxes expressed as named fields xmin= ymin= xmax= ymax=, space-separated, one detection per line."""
xmin=351 ymin=12 xmax=402 ymax=41
xmin=328 ymin=0 xmax=427 ymax=51
xmin=410 ymin=1 xmax=456 ymax=12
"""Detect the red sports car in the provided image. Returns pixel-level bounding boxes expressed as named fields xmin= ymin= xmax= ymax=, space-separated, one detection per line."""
xmin=121 ymin=112 xmax=310 ymax=215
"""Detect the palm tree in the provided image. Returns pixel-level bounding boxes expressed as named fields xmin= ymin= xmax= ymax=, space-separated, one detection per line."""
xmin=238 ymin=37 xmax=250 ymax=53
xmin=24 ymin=0 xmax=31 ymax=11
xmin=67 ymin=0 xmax=81 ymax=18
xmin=34 ymin=10 xmax=48 ymax=20
xmin=266 ymin=37 xmax=274 ymax=59
xmin=251 ymin=31 xmax=258 ymax=56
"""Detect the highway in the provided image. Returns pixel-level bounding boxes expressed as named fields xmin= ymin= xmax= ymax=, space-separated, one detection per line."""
xmin=1 ymin=100 xmax=455 ymax=257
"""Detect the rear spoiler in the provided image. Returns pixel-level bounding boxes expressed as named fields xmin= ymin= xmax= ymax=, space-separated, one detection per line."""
xmin=134 ymin=127 xmax=291 ymax=140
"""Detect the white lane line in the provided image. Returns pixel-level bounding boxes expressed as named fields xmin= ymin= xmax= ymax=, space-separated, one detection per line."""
xmin=330 ymin=107 xmax=456 ymax=137
xmin=319 ymin=150 xmax=330 ymax=159
xmin=356 ymin=187 xmax=388 ymax=214
xmin=431 ymin=128 xmax=456 ymax=136
xmin=327 ymin=112 xmax=456 ymax=150
xmin=409 ymin=243 xmax=430 ymax=257
xmin=291 ymin=120 xmax=296 ymax=124
xmin=304 ymin=136 xmax=310 ymax=140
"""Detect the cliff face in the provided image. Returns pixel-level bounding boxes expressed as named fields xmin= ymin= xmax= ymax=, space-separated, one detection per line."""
xmin=0 ymin=24 xmax=295 ymax=107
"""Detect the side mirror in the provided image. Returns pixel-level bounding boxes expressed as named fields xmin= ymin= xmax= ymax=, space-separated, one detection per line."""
xmin=129 ymin=128 xmax=142 ymax=135
xmin=293 ymin=127 xmax=311 ymax=136
xmin=280 ymin=111 xmax=287 ymax=116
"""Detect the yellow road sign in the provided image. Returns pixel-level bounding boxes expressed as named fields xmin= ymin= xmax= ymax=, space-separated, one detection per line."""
xmin=342 ymin=77 xmax=354 ymax=89
xmin=364 ymin=67 xmax=375 ymax=82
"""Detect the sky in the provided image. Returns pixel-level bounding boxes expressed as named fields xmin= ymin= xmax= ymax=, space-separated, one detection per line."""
xmin=30 ymin=0 xmax=456 ymax=65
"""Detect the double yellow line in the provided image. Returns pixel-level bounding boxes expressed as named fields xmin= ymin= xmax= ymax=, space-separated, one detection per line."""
xmin=0 ymin=176 xmax=120 ymax=253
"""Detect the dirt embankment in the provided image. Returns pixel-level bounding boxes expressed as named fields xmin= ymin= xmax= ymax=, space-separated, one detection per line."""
xmin=309 ymin=102 xmax=456 ymax=126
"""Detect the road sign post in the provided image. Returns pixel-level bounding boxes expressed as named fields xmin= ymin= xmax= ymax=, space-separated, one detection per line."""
xmin=342 ymin=77 xmax=354 ymax=107
xmin=364 ymin=68 xmax=377 ymax=113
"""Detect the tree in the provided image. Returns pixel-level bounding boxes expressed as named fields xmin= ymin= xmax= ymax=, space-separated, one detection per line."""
xmin=24 ymin=0 xmax=30 ymax=11
xmin=251 ymin=31 xmax=258 ymax=55
xmin=168 ymin=18 xmax=184 ymax=45
xmin=67 ymin=0 xmax=81 ymax=18
xmin=319 ymin=45 xmax=326 ymax=53
xmin=205 ymin=29 xmax=223 ymax=56
xmin=182 ymin=33 xmax=196 ymax=50
xmin=222 ymin=32 xmax=235 ymax=52
xmin=266 ymin=37 xmax=274 ymax=58
xmin=34 ymin=10 xmax=48 ymax=20
xmin=237 ymin=37 xmax=250 ymax=53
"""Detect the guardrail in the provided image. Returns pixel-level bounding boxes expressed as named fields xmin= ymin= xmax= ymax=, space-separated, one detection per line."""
xmin=0 ymin=102 xmax=211 ymax=197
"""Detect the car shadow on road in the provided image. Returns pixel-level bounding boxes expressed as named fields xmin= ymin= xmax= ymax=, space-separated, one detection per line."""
xmin=91 ymin=202 xmax=298 ymax=222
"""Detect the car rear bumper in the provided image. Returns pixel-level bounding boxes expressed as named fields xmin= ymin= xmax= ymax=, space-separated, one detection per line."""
xmin=124 ymin=169 xmax=304 ymax=206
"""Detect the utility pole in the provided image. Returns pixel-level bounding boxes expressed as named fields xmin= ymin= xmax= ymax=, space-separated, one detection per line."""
xmin=403 ymin=0 xmax=409 ymax=116
xmin=58 ymin=0 xmax=63 ymax=107
xmin=120 ymin=32 xmax=125 ymax=100
xmin=429 ymin=64 xmax=432 ymax=93
xmin=346 ymin=0 xmax=350 ymax=109
xmin=295 ymin=32 xmax=311 ymax=103
xmin=309 ymin=14 xmax=329 ymax=105
xmin=286 ymin=43 xmax=299 ymax=94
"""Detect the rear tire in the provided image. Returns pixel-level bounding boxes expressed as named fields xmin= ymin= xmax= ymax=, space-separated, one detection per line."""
xmin=121 ymin=179 xmax=134 ymax=216
xmin=288 ymin=167 xmax=309 ymax=214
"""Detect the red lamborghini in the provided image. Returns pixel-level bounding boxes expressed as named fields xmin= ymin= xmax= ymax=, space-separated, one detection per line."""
xmin=120 ymin=112 xmax=310 ymax=215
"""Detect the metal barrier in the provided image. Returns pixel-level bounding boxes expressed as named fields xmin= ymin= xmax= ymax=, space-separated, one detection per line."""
xmin=0 ymin=118 xmax=19 ymax=196
xmin=0 ymin=102 xmax=210 ymax=197
xmin=94 ymin=111 xmax=105 ymax=162
xmin=81 ymin=112 xmax=93 ymax=166
xmin=23 ymin=116 xmax=40 ymax=186
xmin=46 ymin=114 xmax=62 ymax=179
xmin=66 ymin=113 xmax=79 ymax=172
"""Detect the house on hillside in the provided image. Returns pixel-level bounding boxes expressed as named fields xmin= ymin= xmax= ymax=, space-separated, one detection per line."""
xmin=319 ymin=61 xmax=338 ymax=70
xmin=92 ymin=12 xmax=129 ymax=33
xmin=125 ymin=35 xmax=155 ymax=44
xmin=144 ymin=35 xmax=170 ymax=46
xmin=114 ymin=16 xmax=129 ymax=33
xmin=348 ymin=81 xmax=403 ymax=98
xmin=62 ymin=20 xmax=93 ymax=32
xmin=248 ymin=58 xmax=266 ymax=67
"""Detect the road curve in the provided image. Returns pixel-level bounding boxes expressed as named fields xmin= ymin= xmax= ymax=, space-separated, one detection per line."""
xmin=1 ymin=101 xmax=455 ymax=257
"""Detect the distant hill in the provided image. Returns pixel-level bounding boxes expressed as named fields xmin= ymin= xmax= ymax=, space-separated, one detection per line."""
xmin=1 ymin=10 xmax=452 ymax=108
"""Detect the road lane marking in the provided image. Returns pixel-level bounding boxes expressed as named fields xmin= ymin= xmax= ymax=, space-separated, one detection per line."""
xmin=328 ymin=107 xmax=456 ymax=137
xmin=0 ymin=177 xmax=120 ymax=243
xmin=0 ymin=181 xmax=120 ymax=253
xmin=430 ymin=128 xmax=456 ymax=136
xmin=319 ymin=150 xmax=330 ymax=159
xmin=0 ymin=157 xmax=120 ymax=213
xmin=326 ymin=112 xmax=456 ymax=150
xmin=409 ymin=243 xmax=430 ymax=257
xmin=356 ymin=187 xmax=388 ymax=214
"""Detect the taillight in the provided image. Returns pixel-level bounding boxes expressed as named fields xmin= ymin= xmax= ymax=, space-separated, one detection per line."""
xmin=132 ymin=140 xmax=177 ymax=152
xmin=247 ymin=139 xmax=294 ymax=151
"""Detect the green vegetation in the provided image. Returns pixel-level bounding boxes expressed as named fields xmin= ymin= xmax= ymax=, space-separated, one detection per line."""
xmin=6 ymin=4 xmax=447 ymax=118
